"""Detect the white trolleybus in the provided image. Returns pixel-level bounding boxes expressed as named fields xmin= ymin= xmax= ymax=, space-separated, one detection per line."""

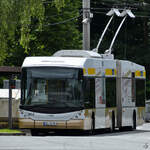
xmin=19 ymin=50 xmax=146 ymax=135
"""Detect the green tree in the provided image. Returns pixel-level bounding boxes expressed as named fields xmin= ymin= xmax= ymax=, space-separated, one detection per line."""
xmin=1 ymin=0 xmax=82 ymax=66
xmin=28 ymin=0 xmax=82 ymax=56
xmin=0 ymin=0 xmax=45 ymax=65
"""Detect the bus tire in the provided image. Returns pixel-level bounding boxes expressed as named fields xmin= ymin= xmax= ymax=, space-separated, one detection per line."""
xmin=30 ymin=129 xmax=39 ymax=136
xmin=133 ymin=111 xmax=136 ymax=130
xmin=110 ymin=111 xmax=115 ymax=132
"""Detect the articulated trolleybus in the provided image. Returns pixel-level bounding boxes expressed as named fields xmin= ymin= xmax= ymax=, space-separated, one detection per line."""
xmin=19 ymin=50 xmax=146 ymax=135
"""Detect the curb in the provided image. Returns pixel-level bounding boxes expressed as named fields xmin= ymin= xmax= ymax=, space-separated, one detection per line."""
xmin=0 ymin=132 xmax=26 ymax=136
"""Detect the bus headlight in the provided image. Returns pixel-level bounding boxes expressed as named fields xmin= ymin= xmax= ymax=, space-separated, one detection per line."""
xmin=72 ymin=111 xmax=85 ymax=120
xmin=19 ymin=110 xmax=34 ymax=119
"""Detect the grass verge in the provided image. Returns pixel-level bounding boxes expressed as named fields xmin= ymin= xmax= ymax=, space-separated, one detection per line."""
xmin=0 ymin=129 xmax=22 ymax=133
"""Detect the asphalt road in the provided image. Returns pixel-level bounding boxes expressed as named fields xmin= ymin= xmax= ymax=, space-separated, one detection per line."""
xmin=1 ymin=123 xmax=150 ymax=150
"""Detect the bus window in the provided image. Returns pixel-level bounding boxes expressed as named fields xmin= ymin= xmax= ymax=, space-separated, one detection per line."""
xmin=106 ymin=78 xmax=116 ymax=107
xmin=84 ymin=78 xmax=95 ymax=108
xmin=136 ymin=79 xmax=145 ymax=107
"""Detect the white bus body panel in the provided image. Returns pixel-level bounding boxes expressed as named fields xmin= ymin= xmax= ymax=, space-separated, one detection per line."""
xmin=95 ymin=78 xmax=105 ymax=129
xmin=120 ymin=61 xmax=145 ymax=127
xmin=121 ymin=61 xmax=134 ymax=127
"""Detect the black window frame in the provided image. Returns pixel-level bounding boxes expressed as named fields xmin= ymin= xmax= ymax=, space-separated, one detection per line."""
xmin=83 ymin=77 xmax=95 ymax=109
xmin=105 ymin=77 xmax=116 ymax=108
xmin=135 ymin=78 xmax=146 ymax=107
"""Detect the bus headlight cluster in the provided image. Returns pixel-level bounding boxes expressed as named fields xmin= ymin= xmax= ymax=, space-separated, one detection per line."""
xmin=72 ymin=111 xmax=85 ymax=120
xmin=19 ymin=110 xmax=34 ymax=119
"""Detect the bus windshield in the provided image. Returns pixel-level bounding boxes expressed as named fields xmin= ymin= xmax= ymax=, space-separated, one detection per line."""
xmin=21 ymin=67 xmax=84 ymax=113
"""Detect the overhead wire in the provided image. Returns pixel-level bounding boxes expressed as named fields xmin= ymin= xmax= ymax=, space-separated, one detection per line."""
xmin=0 ymin=10 xmax=82 ymax=29
xmin=3 ymin=2 xmax=149 ymax=28
xmin=92 ymin=10 xmax=150 ymax=18
xmin=39 ymin=1 xmax=150 ymax=26
xmin=44 ymin=9 xmax=149 ymax=27
xmin=44 ymin=14 xmax=82 ymax=26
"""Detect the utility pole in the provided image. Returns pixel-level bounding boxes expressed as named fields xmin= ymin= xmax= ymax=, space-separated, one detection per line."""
xmin=8 ymin=75 xmax=13 ymax=129
xmin=82 ymin=0 xmax=90 ymax=50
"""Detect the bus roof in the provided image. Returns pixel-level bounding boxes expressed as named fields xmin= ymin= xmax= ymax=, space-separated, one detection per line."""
xmin=22 ymin=56 xmax=88 ymax=68
xmin=22 ymin=50 xmax=145 ymax=79
xmin=22 ymin=50 xmax=114 ymax=68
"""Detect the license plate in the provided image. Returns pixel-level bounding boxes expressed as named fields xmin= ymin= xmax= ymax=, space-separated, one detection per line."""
xmin=43 ymin=121 xmax=57 ymax=126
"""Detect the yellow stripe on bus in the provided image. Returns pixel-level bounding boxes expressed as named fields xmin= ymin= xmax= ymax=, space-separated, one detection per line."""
xmin=144 ymin=71 xmax=146 ymax=77
xmin=105 ymin=69 xmax=112 ymax=75
xmin=135 ymin=70 xmax=146 ymax=77
xmin=83 ymin=68 xmax=86 ymax=75
xmin=135 ymin=71 xmax=141 ymax=77
xmin=88 ymin=68 xmax=96 ymax=75
xmin=105 ymin=69 xmax=116 ymax=76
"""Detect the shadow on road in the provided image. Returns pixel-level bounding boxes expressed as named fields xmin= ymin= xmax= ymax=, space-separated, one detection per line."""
xmin=97 ymin=129 xmax=150 ymax=137
xmin=32 ymin=128 xmax=150 ymax=137
xmin=28 ymin=123 xmax=150 ymax=137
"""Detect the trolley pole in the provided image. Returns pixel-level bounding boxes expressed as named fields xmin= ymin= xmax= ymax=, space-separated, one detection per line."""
xmin=8 ymin=75 xmax=13 ymax=129
xmin=82 ymin=0 xmax=90 ymax=50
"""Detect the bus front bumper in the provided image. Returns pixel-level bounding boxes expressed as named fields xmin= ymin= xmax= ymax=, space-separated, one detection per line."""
xmin=19 ymin=119 xmax=85 ymax=130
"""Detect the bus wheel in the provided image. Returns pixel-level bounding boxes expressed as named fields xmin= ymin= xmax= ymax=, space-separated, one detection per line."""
xmin=110 ymin=111 xmax=115 ymax=132
xmin=30 ymin=129 xmax=39 ymax=136
xmin=133 ymin=111 xmax=136 ymax=130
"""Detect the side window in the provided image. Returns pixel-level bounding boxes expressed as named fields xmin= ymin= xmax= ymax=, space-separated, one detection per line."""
xmin=106 ymin=78 xmax=116 ymax=107
xmin=84 ymin=78 xmax=95 ymax=108
xmin=136 ymin=79 xmax=145 ymax=107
